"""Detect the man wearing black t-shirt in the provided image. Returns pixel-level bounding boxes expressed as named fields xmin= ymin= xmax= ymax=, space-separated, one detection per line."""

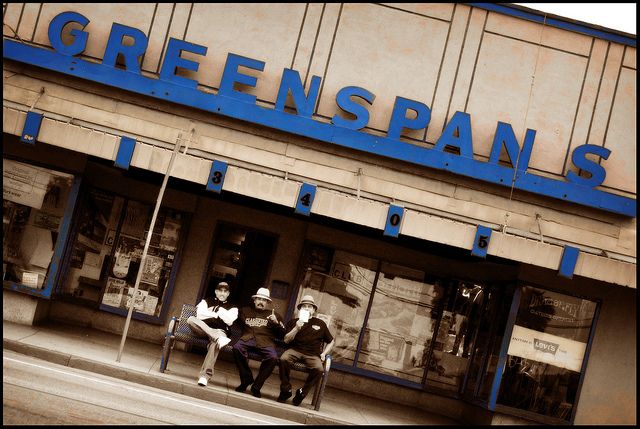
xmin=277 ymin=295 xmax=334 ymax=406
xmin=232 ymin=287 xmax=285 ymax=398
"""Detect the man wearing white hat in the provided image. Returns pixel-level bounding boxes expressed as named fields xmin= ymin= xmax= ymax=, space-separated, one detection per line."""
xmin=277 ymin=294 xmax=334 ymax=406
xmin=187 ymin=281 xmax=238 ymax=387
xmin=232 ymin=287 xmax=285 ymax=398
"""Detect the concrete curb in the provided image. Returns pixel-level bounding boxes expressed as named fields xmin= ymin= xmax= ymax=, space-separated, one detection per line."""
xmin=3 ymin=339 xmax=348 ymax=425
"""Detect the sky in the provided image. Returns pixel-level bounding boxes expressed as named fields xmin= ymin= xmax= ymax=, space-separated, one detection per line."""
xmin=515 ymin=3 xmax=637 ymax=35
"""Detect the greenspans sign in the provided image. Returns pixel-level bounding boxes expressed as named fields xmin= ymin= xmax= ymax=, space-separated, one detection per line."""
xmin=2 ymin=11 xmax=635 ymax=217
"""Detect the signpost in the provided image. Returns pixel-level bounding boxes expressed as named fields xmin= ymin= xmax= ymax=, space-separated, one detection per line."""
xmin=115 ymin=131 xmax=192 ymax=362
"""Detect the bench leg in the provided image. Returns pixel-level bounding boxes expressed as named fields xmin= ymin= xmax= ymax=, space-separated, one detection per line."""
xmin=160 ymin=318 xmax=177 ymax=373
xmin=160 ymin=335 xmax=174 ymax=372
xmin=313 ymin=356 xmax=332 ymax=411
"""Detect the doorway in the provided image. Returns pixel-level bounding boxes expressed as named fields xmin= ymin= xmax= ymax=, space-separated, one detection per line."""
xmin=203 ymin=223 xmax=277 ymax=307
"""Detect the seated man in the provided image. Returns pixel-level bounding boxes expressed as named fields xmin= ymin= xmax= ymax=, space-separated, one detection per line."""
xmin=277 ymin=295 xmax=334 ymax=406
xmin=232 ymin=287 xmax=285 ymax=398
xmin=186 ymin=281 xmax=238 ymax=387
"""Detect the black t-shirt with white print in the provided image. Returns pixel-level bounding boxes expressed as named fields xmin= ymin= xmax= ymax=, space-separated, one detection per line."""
xmin=285 ymin=317 xmax=333 ymax=356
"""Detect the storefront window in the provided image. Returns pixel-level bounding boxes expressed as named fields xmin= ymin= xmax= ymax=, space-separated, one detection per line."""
xmin=297 ymin=248 xmax=378 ymax=365
xmin=463 ymin=285 xmax=511 ymax=402
xmin=294 ymin=243 xmax=509 ymax=395
xmin=426 ymin=280 xmax=486 ymax=392
xmin=358 ymin=263 xmax=443 ymax=383
xmin=61 ymin=186 xmax=186 ymax=320
xmin=3 ymin=158 xmax=75 ymax=293
xmin=496 ymin=286 xmax=597 ymax=421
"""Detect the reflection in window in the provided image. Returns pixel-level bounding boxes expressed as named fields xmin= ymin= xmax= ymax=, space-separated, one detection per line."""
xmin=358 ymin=263 xmax=443 ymax=383
xmin=426 ymin=281 xmax=485 ymax=391
xmin=497 ymin=286 xmax=597 ymax=421
xmin=3 ymin=158 xmax=74 ymax=289
xmin=298 ymin=250 xmax=377 ymax=366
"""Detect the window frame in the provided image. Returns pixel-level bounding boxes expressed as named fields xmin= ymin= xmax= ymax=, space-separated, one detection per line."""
xmin=3 ymin=157 xmax=82 ymax=299
xmin=56 ymin=183 xmax=191 ymax=325
xmin=487 ymin=283 xmax=601 ymax=424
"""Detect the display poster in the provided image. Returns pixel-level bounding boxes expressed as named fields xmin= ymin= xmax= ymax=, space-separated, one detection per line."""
xmin=3 ymin=159 xmax=50 ymax=210
xmin=159 ymin=218 xmax=180 ymax=251
xmin=102 ymin=277 xmax=126 ymax=307
xmin=142 ymin=295 xmax=159 ymax=316
xmin=507 ymin=325 xmax=586 ymax=372
xmin=141 ymin=255 xmax=163 ymax=285
xmin=120 ymin=201 xmax=149 ymax=238
xmin=125 ymin=288 xmax=148 ymax=312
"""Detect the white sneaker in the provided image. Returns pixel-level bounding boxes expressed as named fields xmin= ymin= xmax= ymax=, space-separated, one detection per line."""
xmin=218 ymin=336 xmax=231 ymax=348
xmin=198 ymin=377 xmax=207 ymax=386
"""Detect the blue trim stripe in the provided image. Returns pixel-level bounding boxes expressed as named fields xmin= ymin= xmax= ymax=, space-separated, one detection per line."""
xmin=558 ymin=245 xmax=580 ymax=278
xmin=295 ymin=183 xmax=317 ymax=216
xmin=383 ymin=204 xmax=404 ymax=237
xmin=20 ymin=111 xmax=44 ymax=145
xmin=469 ymin=3 xmax=636 ymax=47
xmin=489 ymin=286 xmax=522 ymax=410
xmin=206 ymin=160 xmax=228 ymax=193
xmin=115 ymin=136 xmax=136 ymax=169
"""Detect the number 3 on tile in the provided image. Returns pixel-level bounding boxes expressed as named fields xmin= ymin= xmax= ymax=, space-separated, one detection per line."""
xmin=295 ymin=183 xmax=316 ymax=216
xmin=206 ymin=160 xmax=228 ymax=194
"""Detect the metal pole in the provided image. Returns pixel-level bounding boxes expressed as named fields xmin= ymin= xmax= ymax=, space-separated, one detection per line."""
xmin=116 ymin=133 xmax=188 ymax=362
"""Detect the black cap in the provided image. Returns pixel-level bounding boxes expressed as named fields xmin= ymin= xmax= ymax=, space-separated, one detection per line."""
xmin=216 ymin=281 xmax=230 ymax=291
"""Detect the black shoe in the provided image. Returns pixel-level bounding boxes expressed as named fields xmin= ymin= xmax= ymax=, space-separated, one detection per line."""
xmin=235 ymin=383 xmax=251 ymax=393
xmin=250 ymin=386 xmax=261 ymax=398
xmin=277 ymin=390 xmax=292 ymax=403
xmin=292 ymin=388 xmax=305 ymax=406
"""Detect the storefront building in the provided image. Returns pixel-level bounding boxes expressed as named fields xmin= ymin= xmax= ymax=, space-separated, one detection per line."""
xmin=3 ymin=3 xmax=636 ymax=425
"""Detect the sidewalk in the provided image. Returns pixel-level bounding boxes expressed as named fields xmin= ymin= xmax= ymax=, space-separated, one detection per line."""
xmin=3 ymin=320 xmax=460 ymax=425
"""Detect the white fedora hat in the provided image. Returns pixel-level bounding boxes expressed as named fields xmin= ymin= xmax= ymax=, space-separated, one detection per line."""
xmin=251 ymin=287 xmax=272 ymax=301
xmin=297 ymin=295 xmax=318 ymax=311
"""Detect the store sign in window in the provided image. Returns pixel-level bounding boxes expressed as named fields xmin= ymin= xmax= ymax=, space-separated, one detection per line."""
xmin=497 ymin=286 xmax=597 ymax=421
xmin=3 ymin=158 xmax=74 ymax=290
xmin=508 ymin=325 xmax=586 ymax=372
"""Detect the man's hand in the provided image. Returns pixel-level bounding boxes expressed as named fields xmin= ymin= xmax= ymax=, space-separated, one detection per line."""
xmin=320 ymin=352 xmax=327 ymax=362
xmin=295 ymin=319 xmax=305 ymax=328
xmin=266 ymin=308 xmax=278 ymax=324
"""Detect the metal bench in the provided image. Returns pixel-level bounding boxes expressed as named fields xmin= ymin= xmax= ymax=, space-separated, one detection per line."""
xmin=159 ymin=303 xmax=332 ymax=410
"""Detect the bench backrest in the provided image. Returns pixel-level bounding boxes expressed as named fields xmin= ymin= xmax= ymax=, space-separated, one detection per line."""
xmin=175 ymin=303 xmax=209 ymax=347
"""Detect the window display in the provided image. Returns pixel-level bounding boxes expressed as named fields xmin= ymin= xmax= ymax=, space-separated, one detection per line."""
xmin=496 ymin=286 xmax=597 ymax=421
xmin=3 ymin=158 xmax=74 ymax=291
xmin=62 ymin=186 xmax=186 ymax=319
